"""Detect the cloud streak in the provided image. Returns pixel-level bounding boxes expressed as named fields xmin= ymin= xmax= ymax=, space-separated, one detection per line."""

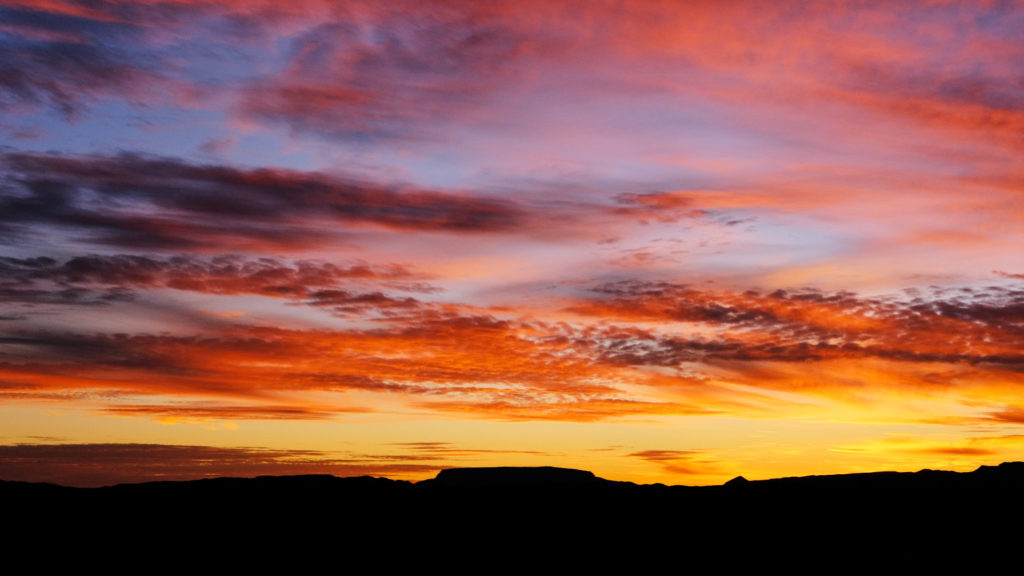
xmin=0 ymin=4 xmax=160 ymax=119
xmin=1 ymin=152 xmax=526 ymax=250
xmin=0 ymin=254 xmax=432 ymax=314
xmin=3 ymin=279 xmax=1022 ymax=425
xmin=0 ymin=313 xmax=650 ymax=421
xmin=568 ymin=282 xmax=1024 ymax=368
xmin=238 ymin=3 xmax=540 ymax=143
xmin=628 ymin=449 xmax=721 ymax=477
xmin=0 ymin=442 xmax=438 ymax=487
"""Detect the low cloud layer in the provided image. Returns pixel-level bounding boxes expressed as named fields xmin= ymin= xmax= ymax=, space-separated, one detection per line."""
xmin=0 ymin=442 xmax=438 ymax=487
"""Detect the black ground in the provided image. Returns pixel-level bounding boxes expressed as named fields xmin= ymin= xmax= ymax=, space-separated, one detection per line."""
xmin=5 ymin=463 xmax=1021 ymax=566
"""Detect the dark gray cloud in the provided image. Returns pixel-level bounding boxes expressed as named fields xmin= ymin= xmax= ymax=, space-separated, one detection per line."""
xmin=0 ymin=152 xmax=527 ymax=250
xmin=0 ymin=254 xmax=432 ymax=314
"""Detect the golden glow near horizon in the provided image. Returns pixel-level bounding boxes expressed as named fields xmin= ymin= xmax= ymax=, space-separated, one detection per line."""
xmin=2 ymin=0 xmax=1024 ymax=487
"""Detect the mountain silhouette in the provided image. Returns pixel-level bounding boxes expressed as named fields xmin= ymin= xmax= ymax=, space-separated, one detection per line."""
xmin=5 ymin=463 xmax=1021 ymax=564
xmin=423 ymin=465 xmax=600 ymax=487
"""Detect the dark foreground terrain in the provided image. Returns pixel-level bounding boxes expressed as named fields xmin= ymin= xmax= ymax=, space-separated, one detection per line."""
xmin=5 ymin=463 xmax=1022 ymax=565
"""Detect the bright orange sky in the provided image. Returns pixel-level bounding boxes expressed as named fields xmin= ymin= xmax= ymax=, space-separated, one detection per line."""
xmin=2 ymin=0 xmax=1024 ymax=487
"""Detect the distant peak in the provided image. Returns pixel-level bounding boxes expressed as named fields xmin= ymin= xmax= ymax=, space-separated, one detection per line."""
xmin=724 ymin=476 xmax=750 ymax=486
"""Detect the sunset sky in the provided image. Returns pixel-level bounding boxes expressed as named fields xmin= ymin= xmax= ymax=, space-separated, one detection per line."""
xmin=2 ymin=0 xmax=1024 ymax=487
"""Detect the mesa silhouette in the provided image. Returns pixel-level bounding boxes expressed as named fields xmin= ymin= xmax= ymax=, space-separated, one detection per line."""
xmin=6 ymin=463 xmax=1021 ymax=560
xmin=5 ymin=462 xmax=1022 ymax=519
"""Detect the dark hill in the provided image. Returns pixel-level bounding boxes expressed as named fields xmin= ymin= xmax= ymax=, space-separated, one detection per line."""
xmin=423 ymin=465 xmax=600 ymax=487
xmin=5 ymin=463 xmax=1023 ymax=564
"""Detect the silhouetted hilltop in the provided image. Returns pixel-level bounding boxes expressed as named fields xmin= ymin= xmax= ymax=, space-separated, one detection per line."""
xmin=423 ymin=465 xmax=600 ymax=487
xmin=6 ymin=460 xmax=1024 ymax=495
xmin=6 ymin=462 xmax=1023 ymax=563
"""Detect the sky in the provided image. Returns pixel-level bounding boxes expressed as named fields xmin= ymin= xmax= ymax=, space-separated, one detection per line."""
xmin=1 ymin=0 xmax=1024 ymax=487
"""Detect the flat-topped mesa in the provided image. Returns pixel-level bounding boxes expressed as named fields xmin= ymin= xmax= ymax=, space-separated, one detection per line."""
xmin=427 ymin=466 xmax=600 ymax=487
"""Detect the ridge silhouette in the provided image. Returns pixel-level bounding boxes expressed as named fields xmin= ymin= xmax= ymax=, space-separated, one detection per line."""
xmin=5 ymin=460 xmax=1024 ymax=492
xmin=6 ymin=462 xmax=1023 ymax=564
xmin=424 ymin=465 xmax=600 ymax=487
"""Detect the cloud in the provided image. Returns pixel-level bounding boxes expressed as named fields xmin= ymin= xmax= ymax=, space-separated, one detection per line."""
xmin=305 ymin=290 xmax=423 ymax=316
xmin=0 ymin=437 xmax=561 ymax=487
xmin=628 ymin=449 xmax=720 ymax=476
xmin=0 ymin=5 xmax=158 ymax=119
xmin=0 ymin=152 xmax=527 ymax=250
xmin=828 ymin=48 xmax=1024 ymax=155
xmin=388 ymin=441 xmax=546 ymax=457
xmin=985 ymin=407 xmax=1024 ymax=426
xmin=0 ymin=442 xmax=439 ymax=487
xmin=0 ymin=254 xmax=432 ymax=312
xmin=38 ymin=255 xmax=418 ymax=290
xmin=610 ymin=193 xmax=707 ymax=223
xmin=917 ymin=446 xmax=995 ymax=457
xmin=238 ymin=6 xmax=538 ymax=142
xmin=567 ymin=281 xmax=1024 ymax=368
xmin=0 ymin=311 xmax=642 ymax=421
xmin=834 ymin=434 xmax=1024 ymax=461
xmin=100 ymin=403 xmax=353 ymax=421
xmin=995 ymin=271 xmax=1024 ymax=281
xmin=3 ymin=276 xmax=1023 ymax=425
xmin=422 ymin=396 xmax=706 ymax=423
xmin=628 ymin=449 xmax=700 ymax=461
xmin=220 ymin=0 xmax=1024 ymax=174
xmin=0 ymin=0 xmax=319 ymax=118
xmin=5 ymin=0 xmax=1021 ymax=169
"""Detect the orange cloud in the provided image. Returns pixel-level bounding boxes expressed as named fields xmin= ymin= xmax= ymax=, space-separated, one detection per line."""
xmin=0 ymin=310 xmax=648 ymax=421
xmin=628 ymin=449 xmax=724 ymax=477
xmin=3 ymin=276 xmax=1024 ymax=426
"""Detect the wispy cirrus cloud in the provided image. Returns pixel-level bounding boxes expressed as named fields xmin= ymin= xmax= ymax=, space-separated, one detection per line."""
xmin=0 ymin=4 xmax=160 ymax=119
xmin=222 ymin=0 xmax=1024 ymax=176
xmin=5 ymin=0 xmax=1022 ymax=165
xmin=388 ymin=441 xmax=546 ymax=457
xmin=834 ymin=434 xmax=1024 ymax=461
xmin=238 ymin=4 xmax=541 ymax=143
xmin=0 ymin=0 xmax=323 ymax=119
xmin=99 ymin=403 xmax=353 ymax=421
